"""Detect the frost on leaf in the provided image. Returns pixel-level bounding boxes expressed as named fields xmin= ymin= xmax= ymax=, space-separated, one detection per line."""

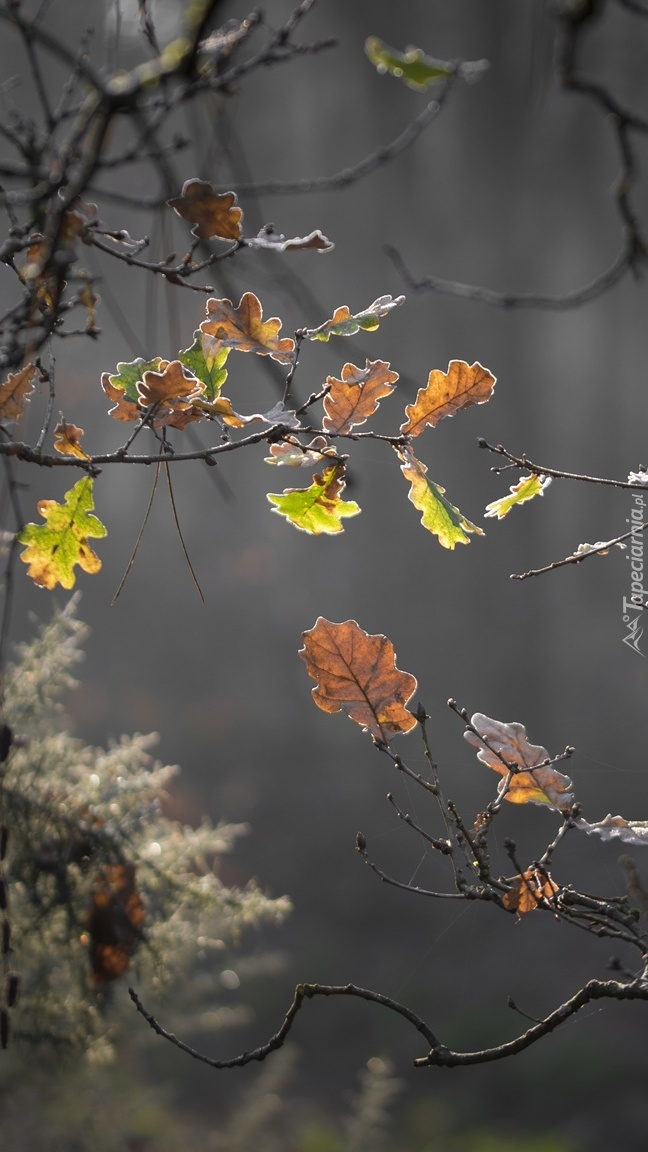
xmin=300 ymin=617 xmax=417 ymax=743
xmin=265 ymin=435 xmax=336 ymax=467
xmin=267 ymin=463 xmax=360 ymax=534
xmin=306 ymin=295 xmax=405 ymax=342
xmin=179 ymin=330 xmax=230 ymax=399
xmin=485 ymin=474 xmax=551 ymax=520
xmin=401 ymin=360 xmax=496 ymax=437
xmin=464 ymin=714 xmax=575 ymax=810
xmin=397 ymin=447 xmax=483 ymax=548
xmin=167 ymin=180 xmax=243 ymax=240
xmin=365 ymin=36 xmax=453 ymax=90
xmin=0 ymin=363 xmax=37 ymax=422
xmin=201 ymin=292 xmax=295 ymax=363
xmin=53 ymin=419 xmax=89 ymax=460
xmin=574 ymin=815 xmax=648 ymax=846
xmin=18 ymin=477 xmax=107 ymax=590
xmin=502 ymin=869 xmax=560 ymax=917
xmin=87 ymin=862 xmax=144 ymax=985
xmin=323 ymin=359 xmax=398 ymax=434
xmin=245 ymin=228 xmax=334 ymax=254
xmin=137 ymin=360 xmax=203 ymax=411
xmin=101 ymin=357 xmax=164 ymax=421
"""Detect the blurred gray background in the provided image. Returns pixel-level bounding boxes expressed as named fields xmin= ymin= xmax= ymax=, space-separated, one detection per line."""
xmin=3 ymin=0 xmax=648 ymax=1147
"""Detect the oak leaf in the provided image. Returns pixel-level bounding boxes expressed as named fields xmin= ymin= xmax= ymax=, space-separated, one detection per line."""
xmin=245 ymin=227 xmax=333 ymax=253
xmin=464 ymin=714 xmax=575 ymax=810
xmin=179 ymin=330 xmax=229 ymax=399
xmin=300 ymin=617 xmax=417 ymax=743
xmin=397 ymin=447 xmax=483 ymax=548
xmin=265 ymin=435 xmax=336 ymax=467
xmin=401 ymin=360 xmax=496 ymax=437
xmin=365 ymin=37 xmax=453 ymax=90
xmin=485 ymin=474 xmax=551 ymax=519
xmin=502 ymin=868 xmax=560 ymax=916
xmin=268 ymin=463 xmax=360 ymax=534
xmin=201 ymin=292 xmax=295 ymax=363
xmin=0 ymin=363 xmax=37 ymax=422
xmin=53 ymin=419 xmax=89 ymax=460
xmin=167 ymin=180 xmax=243 ymax=240
xmin=574 ymin=815 xmax=648 ymax=846
xmin=17 ymin=477 xmax=107 ymax=590
xmin=323 ymin=359 xmax=398 ymax=434
xmin=102 ymin=357 xmax=164 ymax=421
xmin=87 ymin=862 xmax=144 ymax=985
xmin=306 ymin=295 xmax=405 ymax=342
xmin=137 ymin=359 xmax=203 ymax=410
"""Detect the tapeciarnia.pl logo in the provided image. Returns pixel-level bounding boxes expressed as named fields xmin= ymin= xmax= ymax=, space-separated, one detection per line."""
xmin=622 ymin=489 xmax=646 ymax=656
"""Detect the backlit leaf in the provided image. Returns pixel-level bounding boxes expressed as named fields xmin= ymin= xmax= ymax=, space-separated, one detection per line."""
xmin=53 ymin=419 xmax=89 ymax=460
xmin=268 ymin=463 xmax=360 ymax=534
xmin=323 ymin=359 xmax=398 ymax=434
xmin=0 ymin=363 xmax=37 ymax=422
xmin=87 ymin=862 xmax=144 ymax=985
xmin=265 ymin=435 xmax=336 ymax=467
xmin=137 ymin=359 xmax=202 ymax=409
xmin=502 ymin=868 xmax=560 ymax=916
xmin=167 ymin=180 xmax=243 ymax=240
xmin=300 ymin=617 xmax=417 ymax=743
xmin=365 ymin=36 xmax=453 ymax=90
xmin=401 ymin=360 xmax=496 ymax=437
xmin=306 ymin=295 xmax=405 ymax=342
xmin=464 ymin=714 xmax=575 ymax=810
xmin=179 ymin=329 xmax=230 ymax=399
xmin=201 ymin=292 xmax=295 ymax=363
xmin=574 ymin=815 xmax=648 ymax=846
xmin=485 ymin=473 xmax=551 ymax=519
xmin=17 ymin=477 xmax=107 ymax=590
xmin=102 ymin=357 xmax=164 ymax=421
xmin=245 ymin=228 xmax=334 ymax=254
xmin=397 ymin=447 xmax=483 ymax=548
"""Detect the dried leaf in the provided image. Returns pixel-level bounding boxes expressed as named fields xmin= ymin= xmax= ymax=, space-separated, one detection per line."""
xmin=201 ymin=292 xmax=295 ymax=363
xmin=465 ymin=714 xmax=575 ymax=810
xmin=397 ymin=447 xmax=483 ymax=548
xmin=137 ymin=359 xmax=203 ymax=410
xmin=87 ymin=862 xmax=144 ymax=985
xmin=53 ymin=419 xmax=89 ymax=460
xmin=300 ymin=617 xmax=417 ymax=743
xmin=268 ymin=463 xmax=360 ymax=534
xmin=365 ymin=36 xmax=453 ymax=90
xmin=306 ymin=295 xmax=405 ymax=342
xmin=78 ymin=280 xmax=99 ymax=331
xmin=0 ymin=363 xmax=37 ymax=422
xmin=323 ymin=359 xmax=398 ymax=434
xmin=168 ymin=180 xmax=243 ymax=240
xmin=574 ymin=815 xmax=648 ymax=846
xmin=265 ymin=435 xmax=336 ymax=467
xmin=502 ymin=868 xmax=560 ymax=916
xmin=246 ymin=228 xmax=334 ymax=253
xmin=401 ymin=360 xmax=496 ymax=437
xmin=485 ymin=474 xmax=551 ymax=520
xmin=17 ymin=477 xmax=107 ymax=590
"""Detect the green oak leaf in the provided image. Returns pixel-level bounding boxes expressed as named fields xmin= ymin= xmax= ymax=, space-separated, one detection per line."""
xmin=397 ymin=447 xmax=483 ymax=548
xmin=268 ymin=463 xmax=360 ymax=534
xmin=485 ymin=473 xmax=552 ymax=520
xmin=18 ymin=477 xmax=107 ymax=589
xmin=179 ymin=330 xmax=230 ymax=400
xmin=107 ymin=357 xmax=164 ymax=403
xmin=365 ymin=36 xmax=453 ymax=90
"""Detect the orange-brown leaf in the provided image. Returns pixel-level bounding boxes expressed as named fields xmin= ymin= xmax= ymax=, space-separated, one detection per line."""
xmin=502 ymin=868 xmax=560 ymax=917
xmin=0 ymin=363 xmax=37 ymax=421
xmin=101 ymin=373 xmax=142 ymax=422
xmin=168 ymin=180 xmax=243 ymax=240
xmin=300 ymin=618 xmax=417 ymax=743
xmin=401 ymin=360 xmax=496 ymax=437
xmin=323 ymin=359 xmax=398 ymax=434
xmin=201 ymin=292 xmax=295 ymax=363
xmin=53 ymin=419 xmax=89 ymax=460
xmin=137 ymin=359 xmax=203 ymax=410
xmin=464 ymin=714 xmax=575 ymax=810
xmin=87 ymin=862 xmax=144 ymax=986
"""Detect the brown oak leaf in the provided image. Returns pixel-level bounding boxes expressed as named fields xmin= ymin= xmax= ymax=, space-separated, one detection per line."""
xmin=53 ymin=418 xmax=89 ymax=460
xmin=401 ymin=360 xmax=496 ymax=437
xmin=300 ymin=617 xmax=417 ymax=743
xmin=0 ymin=363 xmax=37 ymax=422
xmin=323 ymin=359 xmax=398 ymax=434
xmin=502 ymin=868 xmax=560 ymax=917
xmin=464 ymin=714 xmax=575 ymax=810
xmin=168 ymin=180 xmax=243 ymax=240
xmin=201 ymin=292 xmax=295 ymax=363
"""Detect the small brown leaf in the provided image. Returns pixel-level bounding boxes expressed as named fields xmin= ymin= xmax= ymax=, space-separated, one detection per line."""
xmin=323 ymin=359 xmax=398 ymax=434
xmin=168 ymin=180 xmax=243 ymax=240
xmin=0 ymin=363 xmax=37 ymax=422
xmin=300 ymin=618 xmax=417 ymax=743
xmin=201 ymin=292 xmax=295 ymax=363
xmin=87 ymin=862 xmax=144 ymax=985
xmin=137 ymin=359 xmax=203 ymax=410
xmin=53 ymin=419 xmax=89 ymax=460
xmin=464 ymin=714 xmax=575 ymax=810
xmin=401 ymin=360 xmax=496 ymax=437
xmin=502 ymin=868 xmax=560 ymax=916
